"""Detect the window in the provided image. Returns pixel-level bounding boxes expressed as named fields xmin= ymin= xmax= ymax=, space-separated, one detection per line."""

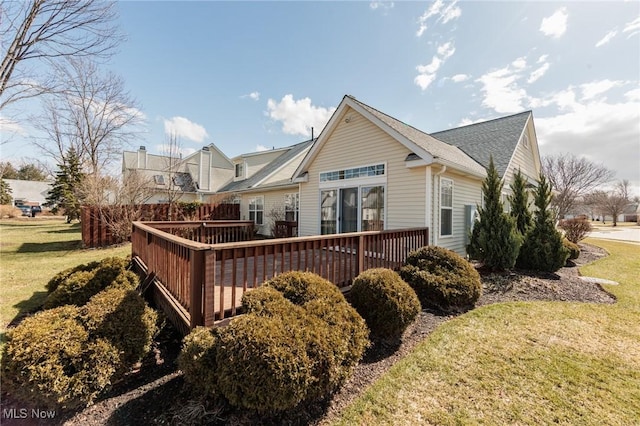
xmin=320 ymin=164 xmax=385 ymax=182
xmin=440 ymin=178 xmax=453 ymax=237
xmin=249 ymin=196 xmax=263 ymax=225
xmin=235 ymin=163 xmax=244 ymax=178
xmin=361 ymin=186 xmax=384 ymax=231
xmin=284 ymin=193 xmax=299 ymax=222
xmin=154 ymin=175 xmax=165 ymax=185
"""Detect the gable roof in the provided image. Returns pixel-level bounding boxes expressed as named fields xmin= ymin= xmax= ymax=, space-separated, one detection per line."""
xmin=295 ymin=95 xmax=487 ymax=179
xmin=218 ymin=139 xmax=313 ymax=192
xmin=430 ymin=111 xmax=531 ymax=178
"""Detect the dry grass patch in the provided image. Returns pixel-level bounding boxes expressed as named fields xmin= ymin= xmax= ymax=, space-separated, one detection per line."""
xmin=335 ymin=240 xmax=640 ymax=425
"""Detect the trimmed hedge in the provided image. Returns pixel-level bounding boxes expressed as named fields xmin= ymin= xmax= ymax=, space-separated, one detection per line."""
xmin=177 ymin=326 xmax=219 ymax=398
xmin=46 ymin=261 xmax=100 ymax=293
xmin=350 ymin=268 xmax=421 ymax=340
xmin=399 ymin=246 xmax=482 ymax=312
xmin=1 ymin=306 xmax=120 ymax=409
xmin=263 ymin=270 xmax=345 ymax=305
xmin=563 ymin=238 xmax=581 ymax=261
xmin=44 ymin=257 xmax=138 ymax=309
xmin=82 ymin=287 xmax=158 ymax=373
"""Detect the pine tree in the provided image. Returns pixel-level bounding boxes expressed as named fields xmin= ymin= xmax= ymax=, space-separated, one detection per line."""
xmin=45 ymin=148 xmax=85 ymax=223
xmin=508 ymin=169 xmax=532 ymax=235
xmin=517 ymin=173 xmax=569 ymax=272
xmin=467 ymin=157 xmax=522 ymax=271
xmin=0 ymin=178 xmax=12 ymax=205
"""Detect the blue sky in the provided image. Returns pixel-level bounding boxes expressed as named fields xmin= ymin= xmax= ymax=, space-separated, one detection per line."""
xmin=2 ymin=1 xmax=639 ymax=194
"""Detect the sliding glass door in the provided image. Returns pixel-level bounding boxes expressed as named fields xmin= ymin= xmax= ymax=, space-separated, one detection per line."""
xmin=320 ymin=185 xmax=385 ymax=234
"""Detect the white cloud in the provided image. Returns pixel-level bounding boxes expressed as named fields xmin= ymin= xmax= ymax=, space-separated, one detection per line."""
xmin=370 ymin=1 xmax=394 ymax=11
xmin=623 ymin=16 xmax=640 ymax=35
xmin=416 ymin=0 xmax=461 ymax=37
xmin=595 ymin=29 xmax=618 ymax=47
xmin=528 ymin=62 xmax=550 ymax=84
xmin=163 ymin=116 xmax=209 ymax=143
xmin=266 ymin=95 xmax=335 ymax=137
xmin=415 ymin=41 xmax=456 ymax=90
xmin=580 ymin=79 xmax=623 ymax=100
xmin=451 ymin=74 xmax=470 ymax=83
xmin=476 ymin=65 xmax=528 ymax=113
xmin=537 ymin=54 xmax=548 ymax=64
xmin=0 ymin=116 xmax=27 ymax=136
xmin=625 ymin=87 xmax=640 ymax=101
xmin=241 ymin=91 xmax=260 ymax=101
xmin=511 ymin=57 xmax=527 ymax=69
xmin=539 ymin=7 xmax=568 ymax=38
xmin=255 ymin=144 xmax=269 ymax=152
xmin=458 ymin=117 xmax=487 ymax=126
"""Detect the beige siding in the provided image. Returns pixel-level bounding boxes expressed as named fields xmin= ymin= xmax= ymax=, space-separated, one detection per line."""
xmin=261 ymin=148 xmax=310 ymax=186
xmin=239 ymin=187 xmax=298 ymax=236
xmin=244 ymin=150 xmax=286 ymax=179
xmin=503 ymin=120 xmax=540 ymax=188
xmin=299 ymin=106 xmax=426 ymax=236
xmin=432 ymin=171 xmax=482 ymax=255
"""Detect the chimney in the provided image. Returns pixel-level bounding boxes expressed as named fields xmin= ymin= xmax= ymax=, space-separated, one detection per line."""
xmin=138 ymin=146 xmax=147 ymax=168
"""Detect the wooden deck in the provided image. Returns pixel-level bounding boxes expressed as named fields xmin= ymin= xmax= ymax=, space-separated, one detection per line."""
xmin=132 ymin=221 xmax=428 ymax=334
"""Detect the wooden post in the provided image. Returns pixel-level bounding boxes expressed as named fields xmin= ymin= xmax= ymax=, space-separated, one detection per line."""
xmin=357 ymin=234 xmax=365 ymax=275
xmin=189 ymin=248 xmax=205 ymax=328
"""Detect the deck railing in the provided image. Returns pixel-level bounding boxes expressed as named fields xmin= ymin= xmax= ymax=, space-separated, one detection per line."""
xmin=132 ymin=221 xmax=429 ymax=334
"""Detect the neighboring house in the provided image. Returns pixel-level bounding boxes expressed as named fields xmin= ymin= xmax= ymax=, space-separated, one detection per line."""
xmin=215 ymin=140 xmax=313 ymax=235
xmin=293 ymin=95 xmax=541 ymax=255
xmin=4 ymin=179 xmax=52 ymax=207
xmin=122 ymin=143 xmax=235 ymax=203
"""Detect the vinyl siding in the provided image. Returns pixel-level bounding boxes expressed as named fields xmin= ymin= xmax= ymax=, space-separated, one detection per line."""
xmin=299 ymin=106 xmax=425 ymax=236
xmin=261 ymin=148 xmax=310 ymax=186
xmin=239 ymin=187 xmax=298 ymax=236
xmin=432 ymin=171 xmax=482 ymax=255
xmin=244 ymin=150 xmax=286 ymax=179
xmin=503 ymin=120 xmax=540 ymax=188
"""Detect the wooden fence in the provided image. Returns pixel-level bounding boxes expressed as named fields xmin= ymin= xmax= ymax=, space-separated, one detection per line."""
xmin=81 ymin=203 xmax=240 ymax=248
xmin=132 ymin=221 xmax=429 ymax=335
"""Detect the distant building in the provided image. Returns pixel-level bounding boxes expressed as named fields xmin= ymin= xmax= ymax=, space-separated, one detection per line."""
xmin=4 ymin=179 xmax=52 ymax=206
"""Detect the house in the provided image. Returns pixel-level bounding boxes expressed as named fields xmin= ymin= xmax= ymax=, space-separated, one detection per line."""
xmin=293 ymin=95 xmax=541 ymax=255
xmin=4 ymin=179 xmax=53 ymax=207
xmin=122 ymin=143 xmax=235 ymax=203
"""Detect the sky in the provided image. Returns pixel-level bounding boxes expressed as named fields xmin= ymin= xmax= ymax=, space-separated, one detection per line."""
xmin=1 ymin=1 xmax=639 ymax=194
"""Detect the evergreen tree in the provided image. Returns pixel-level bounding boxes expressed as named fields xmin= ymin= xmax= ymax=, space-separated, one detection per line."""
xmin=517 ymin=173 xmax=569 ymax=272
xmin=508 ymin=169 xmax=532 ymax=235
xmin=467 ymin=157 xmax=522 ymax=271
xmin=0 ymin=178 xmax=12 ymax=205
xmin=45 ymin=148 xmax=85 ymax=223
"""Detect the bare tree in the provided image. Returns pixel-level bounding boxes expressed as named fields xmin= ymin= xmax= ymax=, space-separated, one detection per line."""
xmin=0 ymin=0 xmax=122 ymax=110
xmin=160 ymin=132 xmax=187 ymax=220
xmin=599 ymin=180 xmax=630 ymax=226
xmin=32 ymin=57 xmax=142 ymax=176
xmin=543 ymin=153 xmax=615 ymax=219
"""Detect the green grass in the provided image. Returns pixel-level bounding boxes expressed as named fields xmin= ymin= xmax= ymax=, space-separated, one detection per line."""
xmin=335 ymin=239 xmax=640 ymax=425
xmin=0 ymin=219 xmax=130 ymax=344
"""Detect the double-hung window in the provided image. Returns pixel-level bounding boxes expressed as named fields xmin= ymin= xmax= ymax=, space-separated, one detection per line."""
xmin=249 ymin=196 xmax=264 ymax=225
xmin=440 ymin=178 xmax=453 ymax=237
xmin=284 ymin=193 xmax=299 ymax=222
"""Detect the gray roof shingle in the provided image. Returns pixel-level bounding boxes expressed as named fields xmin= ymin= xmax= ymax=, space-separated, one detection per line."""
xmin=430 ymin=111 xmax=531 ymax=178
xmin=218 ymin=139 xmax=313 ymax=192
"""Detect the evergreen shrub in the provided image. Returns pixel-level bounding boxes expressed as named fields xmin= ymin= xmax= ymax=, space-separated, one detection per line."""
xmin=44 ymin=257 xmax=138 ymax=309
xmin=82 ymin=287 xmax=158 ymax=372
xmin=350 ymin=268 xmax=421 ymax=340
xmin=563 ymin=238 xmax=581 ymax=261
xmin=1 ymin=306 xmax=119 ymax=409
xmin=399 ymin=246 xmax=482 ymax=312
xmin=177 ymin=326 xmax=219 ymax=398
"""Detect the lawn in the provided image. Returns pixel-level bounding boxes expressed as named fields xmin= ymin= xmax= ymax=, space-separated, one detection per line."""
xmin=0 ymin=219 xmax=130 ymax=344
xmin=335 ymin=239 xmax=640 ymax=425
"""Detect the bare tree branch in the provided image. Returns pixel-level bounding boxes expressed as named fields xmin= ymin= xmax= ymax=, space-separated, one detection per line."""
xmin=0 ymin=0 xmax=122 ymax=109
xmin=542 ymin=153 xmax=615 ymax=219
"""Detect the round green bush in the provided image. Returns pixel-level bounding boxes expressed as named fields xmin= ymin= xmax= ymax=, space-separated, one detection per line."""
xmin=350 ymin=268 xmax=421 ymax=340
xmin=563 ymin=238 xmax=580 ymax=261
xmin=215 ymin=314 xmax=312 ymax=412
xmin=398 ymin=246 xmax=482 ymax=312
xmin=46 ymin=261 xmax=100 ymax=293
xmin=82 ymin=287 xmax=158 ymax=373
xmin=177 ymin=326 xmax=219 ymax=398
xmin=44 ymin=257 xmax=138 ymax=309
xmin=241 ymin=286 xmax=296 ymax=316
xmin=263 ymin=271 xmax=344 ymax=306
xmin=1 ymin=306 xmax=119 ymax=409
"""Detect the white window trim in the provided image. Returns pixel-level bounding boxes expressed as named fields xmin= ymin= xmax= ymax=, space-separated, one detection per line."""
xmin=248 ymin=195 xmax=264 ymax=225
xmin=439 ymin=177 xmax=453 ymax=238
xmin=318 ymin=162 xmax=387 ymax=186
xmin=234 ymin=162 xmax=245 ymax=180
xmin=317 ymin=184 xmax=387 ymax=234
xmin=522 ymin=134 xmax=529 ymax=148
xmin=284 ymin=192 xmax=299 ymax=222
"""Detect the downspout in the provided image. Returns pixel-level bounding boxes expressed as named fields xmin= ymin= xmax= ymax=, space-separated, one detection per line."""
xmin=433 ymin=164 xmax=447 ymax=247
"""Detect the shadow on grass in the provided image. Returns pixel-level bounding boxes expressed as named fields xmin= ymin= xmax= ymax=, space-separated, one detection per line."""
xmin=17 ymin=240 xmax=82 ymax=253
xmin=47 ymin=223 xmax=82 ymax=234
xmin=7 ymin=290 xmax=48 ymax=330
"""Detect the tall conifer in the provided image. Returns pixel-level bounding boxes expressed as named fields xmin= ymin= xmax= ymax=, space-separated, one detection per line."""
xmin=509 ymin=169 xmax=532 ymax=235
xmin=45 ymin=148 xmax=85 ymax=223
xmin=467 ymin=157 xmax=522 ymax=271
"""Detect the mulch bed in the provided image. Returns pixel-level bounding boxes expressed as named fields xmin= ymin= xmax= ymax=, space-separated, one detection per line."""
xmin=0 ymin=243 xmax=615 ymax=426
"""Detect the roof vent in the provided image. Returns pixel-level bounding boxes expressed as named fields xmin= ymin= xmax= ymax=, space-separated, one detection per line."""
xmin=202 ymin=146 xmax=210 ymax=151
xmin=139 ymin=146 xmax=146 ymax=151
